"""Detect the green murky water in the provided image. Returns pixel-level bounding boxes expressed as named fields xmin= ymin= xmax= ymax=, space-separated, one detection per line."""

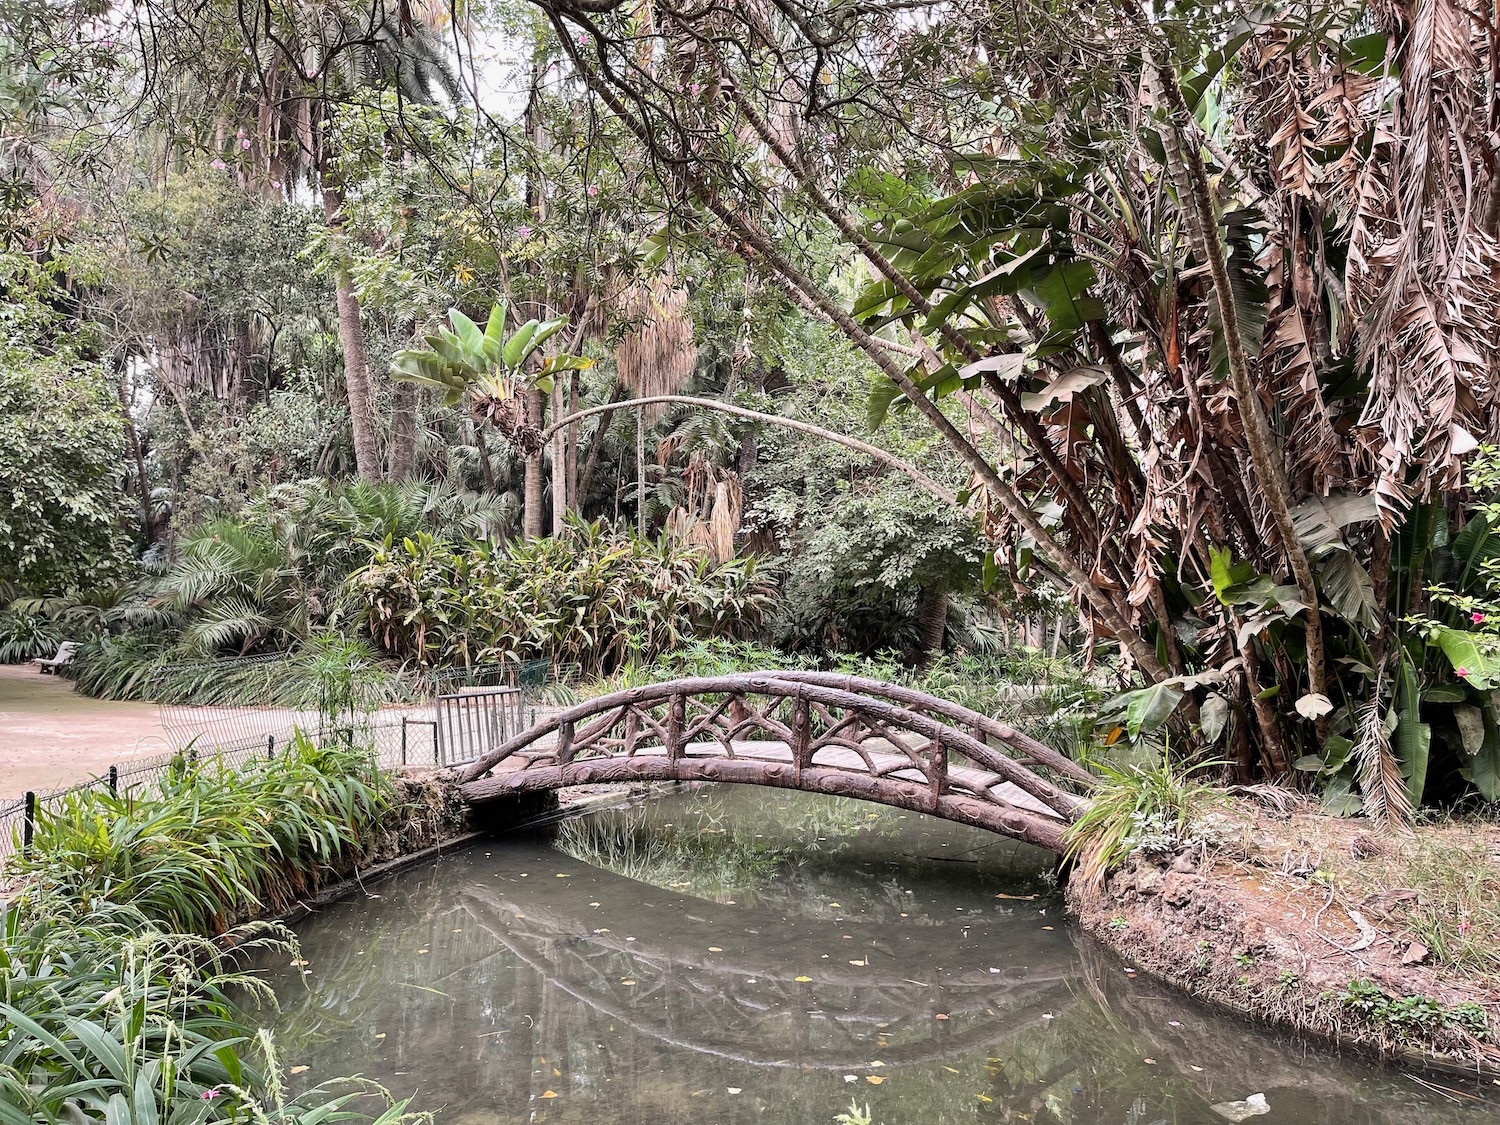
xmin=262 ymin=786 xmax=1500 ymax=1124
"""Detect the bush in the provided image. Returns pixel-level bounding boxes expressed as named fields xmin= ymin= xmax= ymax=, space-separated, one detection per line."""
xmin=8 ymin=737 xmax=389 ymax=933
xmin=0 ymin=610 xmax=63 ymax=663
xmin=346 ymin=515 xmax=778 ymax=674
xmin=1 ymin=739 xmax=425 ymax=1125
xmin=1064 ymin=750 xmax=1223 ymax=890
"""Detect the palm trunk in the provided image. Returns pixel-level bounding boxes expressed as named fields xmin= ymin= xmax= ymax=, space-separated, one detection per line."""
xmin=524 ymin=386 xmax=546 ymax=540
xmin=389 ymin=379 xmax=418 ymax=481
xmin=916 ymin=589 xmax=948 ymax=668
xmin=322 ymin=186 xmax=381 ymax=482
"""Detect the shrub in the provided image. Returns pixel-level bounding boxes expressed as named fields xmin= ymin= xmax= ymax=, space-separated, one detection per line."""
xmin=0 ymin=610 xmax=63 ymax=663
xmin=1064 ymin=749 xmax=1223 ymax=890
xmin=345 ymin=515 xmax=778 ymax=674
xmin=8 ymin=737 xmax=389 ymax=933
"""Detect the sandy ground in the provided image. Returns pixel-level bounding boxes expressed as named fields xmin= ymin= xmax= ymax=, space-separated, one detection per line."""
xmin=0 ymin=664 xmax=177 ymax=798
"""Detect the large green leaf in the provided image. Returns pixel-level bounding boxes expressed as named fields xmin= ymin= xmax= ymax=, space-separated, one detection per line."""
xmin=1316 ymin=550 xmax=1379 ymax=629
xmin=1428 ymin=624 xmax=1500 ymax=690
xmin=1393 ymin=652 xmax=1429 ymax=806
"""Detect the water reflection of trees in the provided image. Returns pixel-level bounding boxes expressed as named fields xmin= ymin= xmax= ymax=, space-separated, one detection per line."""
xmin=554 ymin=787 xmax=1057 ymax=920
xmin=258 ymin=815 xmax=1500 ymax=1125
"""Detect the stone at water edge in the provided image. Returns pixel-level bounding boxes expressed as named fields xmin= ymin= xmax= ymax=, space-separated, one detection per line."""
xmin=1210 ymin=1093 xmax=1270 ymax=1122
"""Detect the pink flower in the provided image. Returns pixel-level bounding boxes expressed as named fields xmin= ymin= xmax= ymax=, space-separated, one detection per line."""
xmin=100 ymin=37 xmax=113 ymax=47
xmin=577 ymin=33 xmax=590 ymax=46
xmin=690 ymin=83 xmax=702 ymax=96
xmin=1459 ymin=921 xmax=1471 ymax=933
xmin=209 ymin=159 xmax=227 ymax=171
xmin=272 ymin=179 xmax=282 ymax=189
xmin=200 ymin=1090 xmax=222 ymax=1101
xmin=517 ymin=225 xmax=532 ymax=239
xmin=1457 ymin=666 xmax=1471 ymax=678
xmin=821 ymin=132 xmax=835 ymax=144
xmin=587 ymin=184 xmax=599 ymax=197
xmin=241 ymin=139 xmax=252 ymax=150
xmin=1473 ymin=612 xmax=1487 ymax=624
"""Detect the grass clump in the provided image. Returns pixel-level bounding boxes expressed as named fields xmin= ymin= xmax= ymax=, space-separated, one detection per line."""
xmin=7 ymin=736 xmax=389 ymax=932
xmin=1064 ymin=750 xmax=1222 ymax=890
xmin=1 ymin=737 xmax=426 ymax=1125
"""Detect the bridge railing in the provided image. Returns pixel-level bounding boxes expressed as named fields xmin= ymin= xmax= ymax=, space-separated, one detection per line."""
xmin=457 ymin=673 xmax=1089 ymax=852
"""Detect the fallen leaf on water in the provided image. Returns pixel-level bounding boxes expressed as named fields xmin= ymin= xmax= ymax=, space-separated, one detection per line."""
xmin=849 ymin=958 xmax=869 ymax=966
xmin=844 ymin=1075 xmax=857 ymax=1084
xmin=452 ymin=928 xmax=463 ymax=933
xmin=994 ymin=893 xmax=1037 ymax=900
xmin=870 ymin=1061 xmax=885 ymax=1068
xmin=1143 ymin=1058 xmax=1157 ymax=1065
xmin=1191 ymin=1065 xmax=1204 ymax=1072
xmin=795 ymin=976 xmax=813 ymax=982
xmin=290 ymin=959 xmax=309 ymax=967
xmin=374 ymin=1033 xmax=386 ymax=1040
xmin=290 ymin=1066 xmax=309 ymax=1075
xmin=416 ymin=949 xmax=429 ymax=954
xmin=553 ymin=1068 xmax=561 ymax=1077
xmin=942 ymin=1067 xmax=959 ymax=1074
xmin=708 ymin=946 xmax=723 ymax=952
xmin=539 ymin=1091 xmax=558 ymax=1099
xmin=556 ymin=873 xmax=571 ymax=878
xmin=865 ymin=1076 xmax=884 ymax=1085
xmin=829 ymin=902 xmax=842 ymax=907
xmin=727 ymin=1087 xmax=742 ymax=1095
xmin=1042 ymin=926 xmax=1054 ymax=931
xmin=935 ymin=1013 xmax=950 ymax=1020
xmin=589 ymin=902 xmax=601 ymax=907
xmin=976 ymin=1094 xmax=993 ymax=1104
xmin=621 ymin=979 xmax=636 ymax=986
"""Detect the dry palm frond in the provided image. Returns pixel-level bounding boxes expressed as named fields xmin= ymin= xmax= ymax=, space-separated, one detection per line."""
xmin=1352 ymin=678 xmax=1413 ymax=829
xmin=616 ymin=277 xmax=697 ymax=422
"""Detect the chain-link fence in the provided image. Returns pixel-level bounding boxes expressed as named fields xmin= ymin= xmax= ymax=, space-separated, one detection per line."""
xmin=1 ymin=657 xmax=564 ymax=868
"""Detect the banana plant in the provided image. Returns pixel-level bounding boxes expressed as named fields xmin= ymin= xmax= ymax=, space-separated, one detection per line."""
xmin=391 ymin=303 xmax=595 ymax=454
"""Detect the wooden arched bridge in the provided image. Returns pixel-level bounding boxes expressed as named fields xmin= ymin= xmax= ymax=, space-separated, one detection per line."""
xmin=456 ymin=672 xmax=1093 ymax=853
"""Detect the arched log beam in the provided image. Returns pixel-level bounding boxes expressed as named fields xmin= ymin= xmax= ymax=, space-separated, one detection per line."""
xmin=456 ymin=674 xmax=1091 ymax=850
xmin=538 ymin=395 xmax=957 ymax=505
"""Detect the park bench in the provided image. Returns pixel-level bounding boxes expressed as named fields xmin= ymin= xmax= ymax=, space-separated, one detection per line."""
xmin=35 ymin=641 xmax=78 ymax=675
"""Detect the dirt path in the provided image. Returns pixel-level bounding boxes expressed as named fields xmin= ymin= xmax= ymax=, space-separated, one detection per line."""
xmin=0 ymin=665 xmax=175 ymax=798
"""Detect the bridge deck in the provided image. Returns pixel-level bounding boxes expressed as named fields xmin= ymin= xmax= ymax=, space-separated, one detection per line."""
xmin=492 ymin=736 xmax=1064 ymax=820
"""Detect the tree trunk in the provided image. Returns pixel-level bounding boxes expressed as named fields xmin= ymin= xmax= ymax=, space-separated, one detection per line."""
xmin=551 ymin=378 xmax=566 ymax=535
xmin=524 ymin=386 xmax=546 ymax=540
xmin=322 ymin=187 xmax=381 ymax=482
xmin=916 ymin=589 xmax=948 ymax=668
xmin=565 ymin=370 xmax=581 ymax=510
xmin=389 ymin=379 xmax=418 ymax=482
xmin=472 ymin=416 xmax=496 ymax=493
xmin=579 ymin=380 xmax=626 ymax=501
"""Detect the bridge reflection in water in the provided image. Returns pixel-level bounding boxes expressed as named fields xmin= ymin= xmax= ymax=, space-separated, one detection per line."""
xmin=264 ymin=791 xmax=1500 ymax=1125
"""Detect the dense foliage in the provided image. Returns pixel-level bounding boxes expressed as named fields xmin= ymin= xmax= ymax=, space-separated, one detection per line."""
xmin=0 ymin=740 xmax=423 ymax=1125
xmin=349 ymin=516 xmax=776 ymax=673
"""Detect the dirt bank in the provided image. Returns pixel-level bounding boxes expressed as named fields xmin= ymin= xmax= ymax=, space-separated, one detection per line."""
xmin=1068 ymin=802 xmax=1500 ymax=1076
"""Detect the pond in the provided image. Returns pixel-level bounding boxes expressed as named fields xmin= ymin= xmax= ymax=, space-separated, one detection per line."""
xmin=261 ymin=785 xmax=1500 ymax=1125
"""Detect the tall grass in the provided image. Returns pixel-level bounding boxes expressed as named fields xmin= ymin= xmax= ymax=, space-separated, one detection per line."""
xmin=8 ymin=737 xmax=389 ymax=933
xmin=1 ymin=737 xmax=423 ymax=1125
xmin=1064 ymin=750 xmax=1224 ymax=890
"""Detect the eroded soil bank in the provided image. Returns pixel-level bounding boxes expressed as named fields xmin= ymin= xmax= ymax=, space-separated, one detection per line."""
xmin=1068 ymin=803 xmax=1500 ymax=1077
